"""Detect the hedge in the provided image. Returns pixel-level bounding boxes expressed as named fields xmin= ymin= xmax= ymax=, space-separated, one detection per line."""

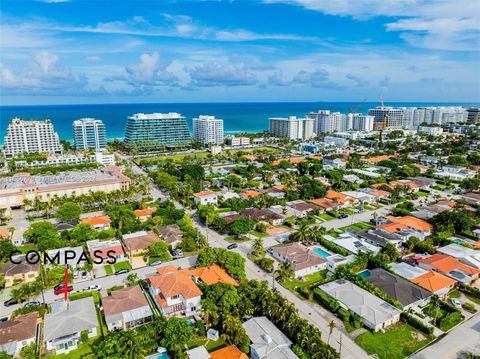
xmin=458 ymin=283 xmax=480 ymax=299
xmin=400 ymin=312 xmax=434 ymax=335
xmin=462 ymin=302 xmax=477 ymax=313
xmin=337 ymin=307 xmax=350 ymax=321
xmin=69 ymin=290 xmax=94 ymax=301
xmin=319 ymin=238 xmax=350 ymax=256
xmin=313 ymin=288 xmax=340 ymax=312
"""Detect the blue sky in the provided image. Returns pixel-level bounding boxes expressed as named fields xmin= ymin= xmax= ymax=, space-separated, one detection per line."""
xmin=1 ymin=0 xmax=479 ymax=105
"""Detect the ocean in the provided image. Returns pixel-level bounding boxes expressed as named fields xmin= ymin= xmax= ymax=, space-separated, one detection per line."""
xmin=0 ymin=102 xmax=478 ymax=144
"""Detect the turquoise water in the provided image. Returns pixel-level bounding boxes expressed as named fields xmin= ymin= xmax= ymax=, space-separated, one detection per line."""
xmin=453 ymin=239 xmax=462 ymax=243
xmin=146 ymin=353 xmax=169 ymax=359
xmin=313 ymin=248 xmax=331 ymax=257
xmin=359 ymin=270 xmax=371 ymax=278
xmin=1 ymin=101 xmax=478 ymax=144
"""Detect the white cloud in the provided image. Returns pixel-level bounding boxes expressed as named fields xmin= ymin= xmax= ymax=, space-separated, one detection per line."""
xmin=125 ymin=52 xmax=177 ymax=85
xmin=187 ymin=63 xmax=258 ymax=87
xmin=85 ymin=56 xmax=101 ymax=62
xmin=265 ymin=0 xmax=480 ymax=50
xmin=0 ymin=51 xmax=89 ymax=95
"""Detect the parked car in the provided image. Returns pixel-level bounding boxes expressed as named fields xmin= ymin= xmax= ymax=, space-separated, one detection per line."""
xmin=4 ymin=297 xmax=25 ymax=307
xmin=73 ymin=271 xmax=79 ymax=279
xmin=54 ymin=285 xmax=73 ymax=295
xmin=266 ymin=247 xmax=273 ymax=254
xmin=81 ymin=271 xmax=88 ymax=279
xmin=84 ymin=285 xmax=102 ymax=292
xmin=227 ymin=243 xmax=238 ymax=250
xmin=24 ymin=301 xmax=41 ymax=308
xmin=149 ymin=260 xmax=162 ymax=266
xmin=450 ymin=299 xmax=462 ymax=309
xmin=115 ymin=269 xmax=130 ymax=275
xmin=339 ymin=213 xmax=348 ymax=219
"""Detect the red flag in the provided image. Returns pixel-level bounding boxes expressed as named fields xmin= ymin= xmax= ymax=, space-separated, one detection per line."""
xmin=63 ymin=266 xmax=69 ymax=301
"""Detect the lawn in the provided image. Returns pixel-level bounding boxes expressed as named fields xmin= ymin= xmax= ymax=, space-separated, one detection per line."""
xmin=339 ymin=221 xmax=374 ymax=232
xmin=46 ymin=341 xmax=93 ymax=359
xmin=187 ymin=337 xmax=226 ymax=352
xmin=251 ymin=230 xmax=268 ymax=238
xmin=282 ymin=270 xmax=327 ymax=292
xmin=113 ymin=261 xmax=132 ymax=272
xmin=319 ymin=213 xmax=336 ymax=221
xmin=355 ymin=323 xmax=434 ymax=359
xmin=417 ymin=190 xmax=430 ymax=197
xmin=465 ymin=294 xmax=480 ymax=305
xmin=448 ymin=290 xmax=461 ymax=299
xmin=104 ymin=265 xmax=113 ymax=276
xmin=16 ymin=243 xmax=38 ymax=253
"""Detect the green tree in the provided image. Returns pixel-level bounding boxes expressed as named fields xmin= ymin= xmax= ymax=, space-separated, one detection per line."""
xmin=117 ymin=330 xmax=146 ymax=359
xmin=149 ymin=241 xmax=170 ymax=261
xmin=126 ymin=273 xmax=140 ymax=287
xmin=69 ymin=223 xmax=97 ymax=244
xmin=382 ymin=242 xmax=399 ymax=262
xmin=56 ymin=201 xmax=82 ymax=221
xmin=0 ymin=240 xmax=16 ymax=261
xmin=230 ymin=217 xmax=255 ymax=235
xmin=161 ymin=317 xmax=194 ymax=352
xmin=459 ymin=178 xmax=480 ymax=192
xmin=327 ymin=320 xmax=336 ymax=345
xmin=19 ymin=342 xmax=37 ymax=359
xmin=222 ymin=315 xmax=250 ymax=353
xmin=105 ymin=205 xmax=142 ymax=235
xmin=24 ymin=221 xmax=62 ymax=251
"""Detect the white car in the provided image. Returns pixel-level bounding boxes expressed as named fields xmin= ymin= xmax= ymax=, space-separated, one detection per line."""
xmin=84 ymin=285 xmax=102 ymax=292
xmin=450 ymin=299 xmax=462 ymax=309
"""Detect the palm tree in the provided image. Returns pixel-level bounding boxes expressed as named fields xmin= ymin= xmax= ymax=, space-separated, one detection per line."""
xmin=277 ymin=262 xmax=294 ymax=282
xmin=327 ymin=320 xmax=336 ymax=345
xmin=252 ymin=238 xmax=264 ymax=256
xmin=117 ymin=330 xmax=145 ymax=359
xmin=291 ymin=221 xmax=310 ymax=243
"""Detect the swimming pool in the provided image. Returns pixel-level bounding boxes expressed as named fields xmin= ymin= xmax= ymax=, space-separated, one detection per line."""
xmin=359 ymin=270 xmax=371 ymax=278
xmin=146 ymin=354 xmax=169 ymax=359
xmin=453 ymin=239 xmax=462 ymax=244
xmin=313 ymin=248 xmax=331 ymax=257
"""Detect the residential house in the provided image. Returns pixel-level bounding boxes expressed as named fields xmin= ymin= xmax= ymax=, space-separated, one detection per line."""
xmin=134 ymin=207 xmax=157 ymax=222
xmin=365 ymin=268 xmax=431 ymax=309
xmin=240 ymin=208 xmax=283 ymax=226
xmin=189 ymin=264 xmax=238 ymax=286
xmin=122 ymin=231 xmax=159 ymax=257
xmin=10 ymin=228 xmax=27 ymax=246
xmin=187 ymin=346 xmax=210 ymax=359
xmin=156 ymin=224 xmax=183 ymax=248
xmin=323 ymin=156 xmax=347 ymax=170
xmin=389 ymin=262 xmax=427 ymax=280
xmin=0 ymin=312 xmax=38 ymax=356
xmin=343 ymin=174 xmax=364 ymax=184
xmin=417 ymin=253 xmax=480 ymax=284
xmin=437 ymin=244 xmax=480 ymax=269
xmin=243 ymin=316 xmax=299 ymax=359
xmin=461 ymin=192 xmax=480 ymax=206
xmin=86 ymin=239 xmax=127 ymax=266
xmin=410 ymin=270 xmax=456 ymax=298
xmin=218 ymin=211 xmax=242 ymax=224
xmin=324 ymin=233 xmax=381 ymax=255
xmin=356 ymin=228 xmax=404 ymax=249
xmin=1 ymin=254 xmax=40 ymax=287
xmin=81 ymin=215 xmax=111 ymax=231
xmin=286 ymin=200 xmax=318 ymax=218
xmin=361 ymin=155 xmax=394 ymax=165
xmin=147 ymin=265 xmax=202 ymax=318
xmin=241 ymin=190 xmax=262 ymax=199
xmin=271 ymin=243 xmax=327 ymax=277
xmin=55 ymin=220 xmax=77 ymax=231
xmin=325 ymin=189 xmax=355 ymax=207
xmin=435 ymin=166 xmax=475 ymax=180
xmin=309 ymin=197 xmax=340 ymax=211
xmin=326 ymin=254 xmax=356 ymax=273
xmin=45 ymin=246 xmax=84 ymax=269
xmin=264 ymin=187 xmax=285 ymax=199
xmin=410 ymin=176 xmax=436 ymax=190
xmin=384 ymin=215 xmax=433 ymax=237
xmin=44 ymin=297 xmax=98 ymax=354
xmin=341 ymin=191 xmax=376 ymax=204
xmin=389 ymin=180 xmax=420 ymax=193
xmin=318 ymin=279 xmax=401 ymax=332
xmin=102 ymin=285 xmax=153 ymax=332
xmin=211 ymin=344 xmax=248 ymax=359
xmin=193 ymin=191 xmax=218 ymax=206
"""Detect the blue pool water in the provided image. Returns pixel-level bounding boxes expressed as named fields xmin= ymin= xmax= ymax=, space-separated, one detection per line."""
xmin=313 ymin=248 xmax=331 ymax=257
xmin=146 ymin=354 xmax=169 ymax=359
xmin=453 ymin=239 xmax=462 ymax=244
xmin=359 ymin=270 xmax=371 ymax=278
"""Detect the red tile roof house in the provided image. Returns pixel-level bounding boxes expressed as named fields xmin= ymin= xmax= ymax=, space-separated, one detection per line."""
xmin=147 ymin=265 xmax=202 ymax=318
xmin=286 ymin=200 xmax=319 ymax=218
xmin=134 ymin=207 xmax=157 ymax=223
xmin=81 ymin=215 xmax=111 ymax=231
xmin=309 ymin=197 xmax=340 ymax=212
xmin=417 ymin=253 xmax=480 ymax=284
xmin=0 ymin=312 xmax=38 ymax=356
xmin=86 ymin=239 xmax=127 ymax=266
xmin=193 ymin=190 xmax=218 ymax=206
xmin=102 ymin=285 xmax=153 ymax=332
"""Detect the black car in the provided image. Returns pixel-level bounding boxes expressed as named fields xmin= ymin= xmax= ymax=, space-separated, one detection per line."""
xmin=115 ymin=269 xmax=130 ymax=275
xmin=339 ymin=213 xmax=348 ymax=219
xmin=227 ymin=243 xmax=238 ymax=250
xmin=4 ymin=297 xmax=25 ymax=307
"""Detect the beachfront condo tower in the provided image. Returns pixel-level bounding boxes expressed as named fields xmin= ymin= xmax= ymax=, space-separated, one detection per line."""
xmin=192 ymin=115 xmax=224 ymax=146
xmin=368 ymin=106 xmax=404 ymax=130
xmin=124 ymin=113 xmax=191 ymax=151
xmin=269 ymin=116 xmax=314 ymax=140
xmin=3 ymin=118 xmax=63 ymax=159
xmin=73 ymin=118 xmax=107 ymax=151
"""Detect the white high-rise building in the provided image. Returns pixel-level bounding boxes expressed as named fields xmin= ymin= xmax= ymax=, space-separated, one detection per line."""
xmin=3 ymin=118 xmax=63 ymax=159
xmin=192 ymin=115 xmax=224 ymax=146
xmin=307 ymin=110 xmax=347 ymax=133
xmin=402 ymin=107 xmax=468 ymax=128
xmin=269 ymin=116 xmax=314 ymax=140
xmin=368 ymin=106 xmax=404 ymax=129
xmin=73 ymin=118 xmax=107 ymax=151
xmin=350 ymin=114 xmax=374 ymax=132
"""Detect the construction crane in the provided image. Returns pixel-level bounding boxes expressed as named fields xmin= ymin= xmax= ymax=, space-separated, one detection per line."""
xmin=380 ymin=94 xmax=385 ymax=108
xmin=349 ymin=98 xmax=367 ymax=115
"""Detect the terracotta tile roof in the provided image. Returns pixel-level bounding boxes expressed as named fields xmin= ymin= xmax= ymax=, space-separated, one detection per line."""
xmin=371 ymin=190 xmax=391 ymax=197
xmin=378 ymin=222 xmax=410 ymax=233
xmin=385 ymin=215 xmax=432 ymax=232
xmin=272 ymin=185 xmax=286 ymax=191
xmin=134 ymin=207 xmax=157 ymax=217
xmin=82 ymin=215 xmax=111 ymax=226
xmin=193 ymin=190 xmax=217 ymax=198
xmin=102 ymin=285 xmax=149 ymax=316
xmin=272 ymin=157 xmax=307 ymax=165
xmin=418 ymin=254 xmax=480 ymax=276
xmin=390 ymin=180 xmax=419 ymax=189
xmin=241 ymin=154 xmax=256 ymax=160
xmin=0 ymin=228 xmax=9 ymax=239
xmin=211 ymin=345 xmax=248 ymax=359
xmin=156 ymin=265 xmax=177 ymax=276
xmin=148 ymin=269 xmax=202 ymax=304
xmin=361 ymin=155 xmax=393 ymax=163
xmin=371 ymin=183 xmax=390 ymax=189
xmin=241 ymin=190 xmax=262 ymax=199
xmin=326 ymin=189 xmax=352 ymax=204
xmin=189 ymin=264 xmax=238 ymax=286
xmin=0 ymin=312 xmax=37 ymax=345
xmin=309 ymin=197 xmax=338 ymax=209
xmin=436 ymin=200 xmax=457 ymax=208
xmin=410 ymin=270 xmax=456 ymax=293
